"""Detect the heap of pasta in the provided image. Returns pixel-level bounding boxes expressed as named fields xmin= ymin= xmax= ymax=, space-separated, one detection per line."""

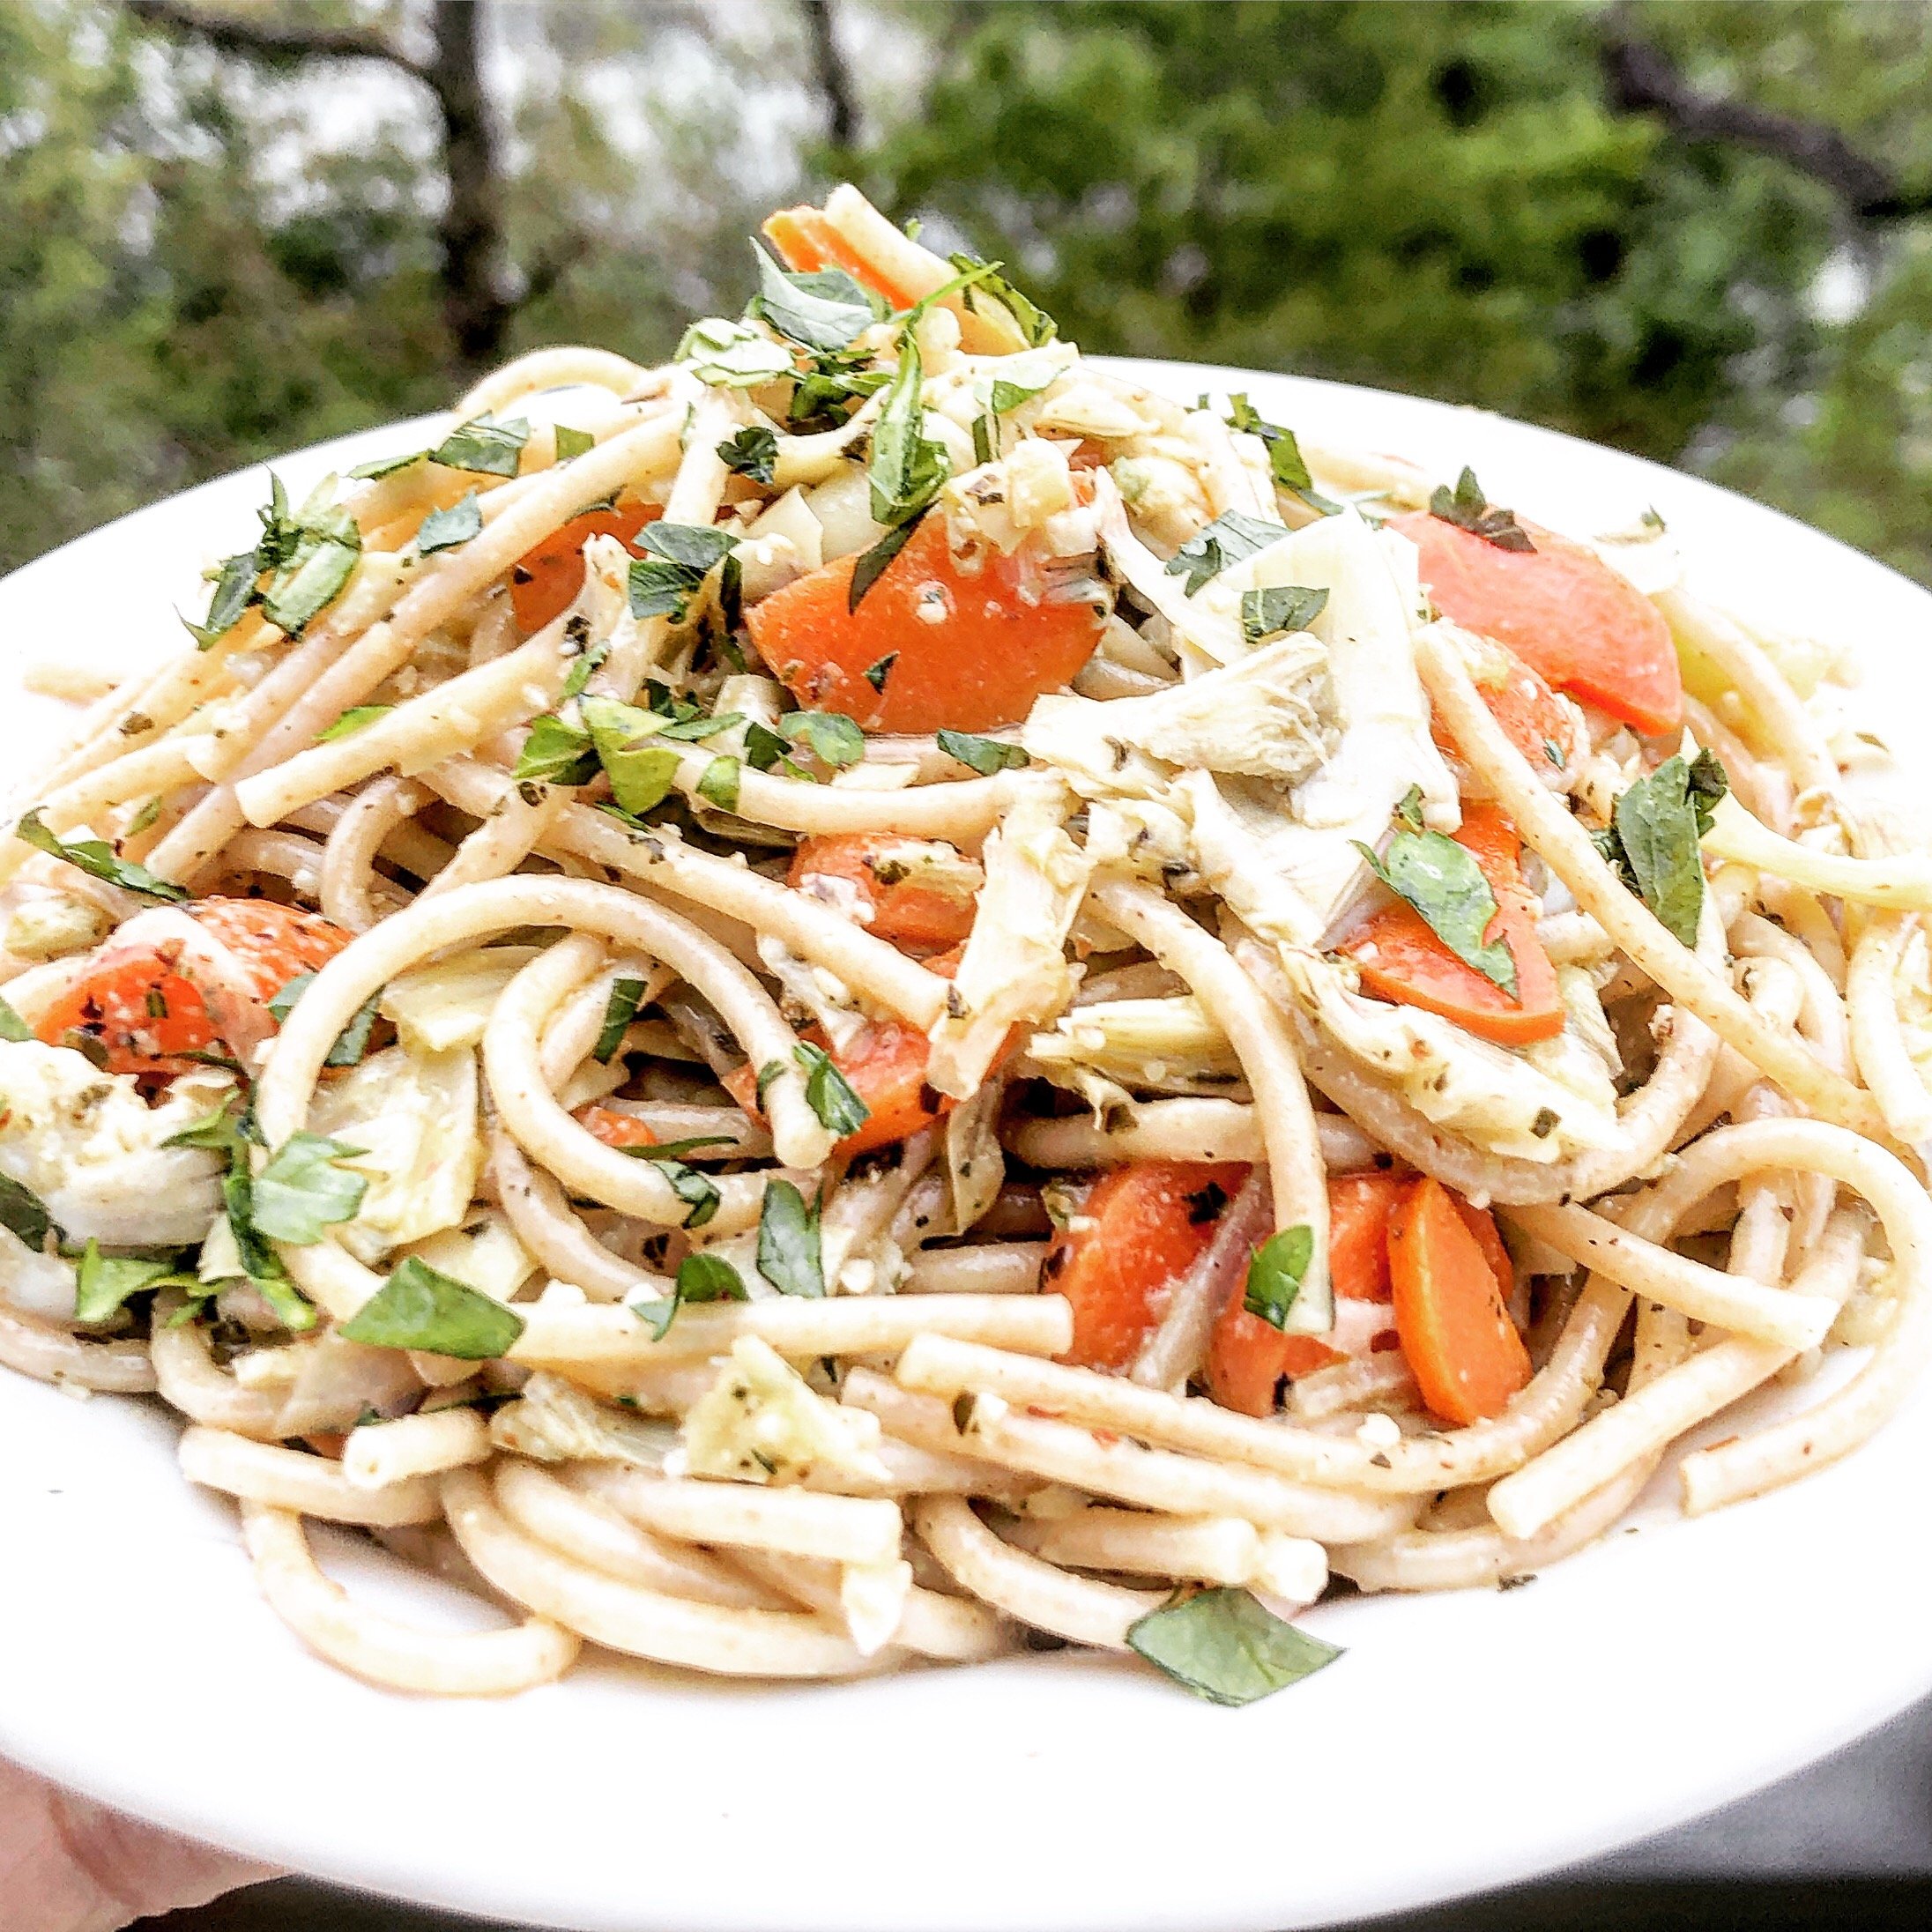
xmin=1 ymin=185 xmax=1928 ymax=1705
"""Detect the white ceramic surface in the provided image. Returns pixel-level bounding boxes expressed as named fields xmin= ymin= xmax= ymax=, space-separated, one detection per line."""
xmin=1 ymin=361 xmax=1928 ymax=1932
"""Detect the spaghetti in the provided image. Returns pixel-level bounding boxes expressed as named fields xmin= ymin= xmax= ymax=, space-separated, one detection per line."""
xmin=1 ymin=186 xmax=1927 ymax=1706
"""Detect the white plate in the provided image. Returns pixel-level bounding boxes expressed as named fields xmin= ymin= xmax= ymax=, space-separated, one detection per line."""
xmin=1 ymin=361 xmax=1929 ymax=1932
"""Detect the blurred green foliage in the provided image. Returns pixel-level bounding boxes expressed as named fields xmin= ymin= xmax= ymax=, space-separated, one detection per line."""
xmin=4 ymin=0 xmax=1931 ymax=586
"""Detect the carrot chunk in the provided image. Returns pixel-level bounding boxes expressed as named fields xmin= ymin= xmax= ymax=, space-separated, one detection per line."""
xmin=38 ymin=898 xmax=352 ymax=1077
xmin=1392 ymin=509 xmax=1682 ymax=737
xmin=745 ymin=515 xmax=1104 ymax=733
xmin=1046 ymin=1161 xmax=1252 ymax=1373
xmin=1204 ymin=1173 xmax=1407 ymax=1417
xmin=1388 ymin=1177 xmax=1531 ymax=1425
xmin=510 ymin=502 xmax=662 ymax=636
xmin=788 ymin=834 xmax=978 ymax=955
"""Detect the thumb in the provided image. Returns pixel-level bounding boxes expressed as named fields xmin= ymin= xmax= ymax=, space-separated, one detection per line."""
xmin=0 ymin=1756 xmax=279 ymax=1932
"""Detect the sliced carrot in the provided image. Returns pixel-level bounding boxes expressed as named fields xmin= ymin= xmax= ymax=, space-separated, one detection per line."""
xmin=1392 ymin=509 xmax=1682 ymax=737
xmin=762 ymin=207 xmax=923 ymax=310
xmin=1449 ymin=1192 xmax=1515 ymax=1306
xmin=723 ymin=1017 xmax=954 ymax=1158
xmin=38 ymin=898 xmax=352 ymax=1077
xmin=1430 ymin=639 xmax=1576 ymax=777
xmin=1344 ymin=801 xmax=1564 ymax=1047
xmin=1204 ymin=1172 xmax=1408 ymax=1417
xmin=510 ymin=502 xmax=662 ymax=636
xmin=1388 ymin=1177 xmax=1531 ymax=1425
xmin=745 ymin=513 xmax=1105 ymax=733
xmin=574 ymin=1103 xmax=658 ymax=1151
xmin=1045 ymin=1161 xmax=1252 ymax=1373
xmin=1326 ymin=1171 xmax=1411 ymax=1303
xmin=788 ymin=834 xmax=978 ymax=955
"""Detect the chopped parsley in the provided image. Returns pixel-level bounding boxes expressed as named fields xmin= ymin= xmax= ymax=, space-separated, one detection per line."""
xmin=417 ymin=490 xmax=482 ymax=554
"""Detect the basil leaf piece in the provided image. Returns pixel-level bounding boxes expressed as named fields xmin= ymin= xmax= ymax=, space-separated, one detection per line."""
xmin=553 ymin=425 xmax=596 ymax=463
xmin=74 ymin=1242 xmax=190 ymax=1326
xmin=794 ymin=1040 xmax=869 ymax=1137
xmin=515 ymin=712 xmax=599 ymax=788
xmin=747 ymin=247 xmax=881 ymax=353
xmin=187 ymin=550 xmax=260 ymax=649
xmin=781 ymin=710 xmax=865 ymax=769
xmin=697 ymin=754 xmax=741 ymax=813
xmin=1224 ymin=396 xmax=1341 ymax=515
xmin=0 ymin=996 xmax=32 ymax=1042
xmin=1127 ymin=1587 xmax=1343 ymax=1706
xmin=316 ymin=704 xmax=392 ymax=743
xmin=417 ymin=490 xmax=482 ymax=554
xmin=628 ymin=522 xmax=739 ymax=622
xmin=935 ymin=729 xmax=1028 ymax=776
xmin=324 ymin=989 xmax=383 ymax=1068
xmin=581 ymin=696 xmax=683 ymax=816
xmin=0 ymin=1173 xmax=53 ymax=1252
xmin=863 ymin=652 xmax=898 ymax=694
xmin=561 ymin=638 xmax=610 ymax=702
xmin=847 ymin=504 xmax=929 ymax=612
xmin=1393 ymin=784 xmax=1426 ymax=836
xmin=947 ymin=251 xmax=1058 ymax=347
xmin=219 ymin=1167 xmax=316 ymax=1332
xmin=164 ymin=1093 xmax=256 ymax=1158
xmin=1354 ymin=829 xmax=1519 ymax=997
xmin=1244 ymin=1223 xmax=1316 ymax=1330
xmin=744 ymin=721 xmax=789 ymax=772
xmin=249 ymin=1133 xmax=368 ymax=1245
xmin=677 ymin=316 xmax=797 ymax=389
xmin=267 ymin=972 xmax=312 ymax=1024
xmin=268 ymin=976 xmax=380 ymax=1065
xmin=15 ymin=810 xmax=186 ymax=903
xmin=654 ymin=710 xmax=744 ymax=743
xmin=260 ymin=502 xmax=361 ymax=635
xmin=594 ymin=976 xmax=646 ymax=1064
xmin=718 ymin=424 xmax=779 ymax=486
xmin=648 ymin=1156 xmax=721 ymax=1230
xmin=349 ymin=450 xmax=427 ymax=481
xmin=1165 ymin=510 xmax=1286 ymax=597
xmin=1601 ymin=749 xmax=1728 ymax=947
xmin=633 ymin=1249 xmax=747 ymax=1342
xmin=754 ymin=1058 xmax=786 ymax=1105
xmin=868 ymin=333 xmax=950 ymax=529
xmin=756 ymin=1178 xmax=824 ymax=1299
xmin=338 ymin=1256 xmax=525 ymax=1360
xmin=431 ymin=413 xmax=531 ymax=478
xmin=1429 ymin=466 xmax=1534 ymax=553
xmin=971 ymin=412 xmax=996 ymax=467
xmin=1240 ymin=584 xmax=1328 ymax=645
xmin=614 ymin=1133 xmax=735 ymax=1159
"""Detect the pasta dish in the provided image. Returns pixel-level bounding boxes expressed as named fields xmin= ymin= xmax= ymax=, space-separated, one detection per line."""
xmin=2 ymin=186 xmax=1928 ymax=1706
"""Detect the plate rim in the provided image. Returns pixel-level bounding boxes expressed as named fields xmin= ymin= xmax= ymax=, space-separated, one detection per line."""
xmin=1 ymin=355 xmax=1929 ymax=1930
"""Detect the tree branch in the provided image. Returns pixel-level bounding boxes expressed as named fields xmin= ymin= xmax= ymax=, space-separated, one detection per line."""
xmin=123 ymin=0 xmax=426 ymax=78
xmin=1601 ymin=33 xmax=1932 ymax=221
xmin=799 ymin=0 xmax=858 ymax=148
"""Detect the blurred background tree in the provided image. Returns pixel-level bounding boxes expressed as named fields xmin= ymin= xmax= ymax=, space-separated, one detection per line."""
xmin=3 ymin=0 xmax=1930 ymax=583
